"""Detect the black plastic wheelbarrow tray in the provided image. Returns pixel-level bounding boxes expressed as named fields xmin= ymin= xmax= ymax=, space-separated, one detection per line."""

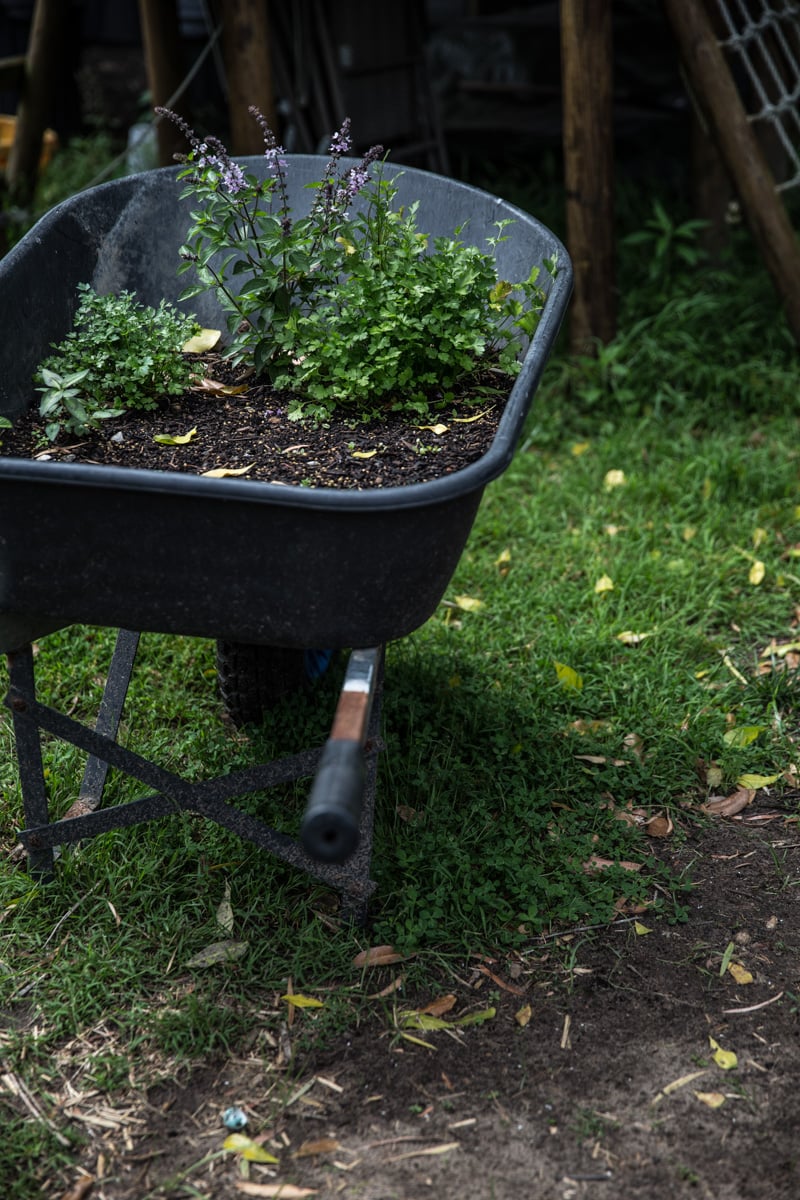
xmin=0 ymin=158 xmax=572 ymax=916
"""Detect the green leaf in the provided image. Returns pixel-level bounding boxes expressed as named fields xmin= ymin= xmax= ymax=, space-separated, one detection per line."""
xmin=223 ymin=1133 xmax=279 ymax=1163
xmin=723 ymin=726 xmax=767 ymax=748
xmin=153 ymin=427 xmax=198 ymax=446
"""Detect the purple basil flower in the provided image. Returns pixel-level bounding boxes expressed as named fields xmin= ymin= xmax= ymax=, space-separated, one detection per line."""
xmin=329 ymin=118 xmax=352 ymax=156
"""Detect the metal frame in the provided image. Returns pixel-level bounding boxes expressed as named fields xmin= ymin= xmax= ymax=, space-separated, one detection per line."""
xmin=4 ymin=634 xmax=384 ymax=923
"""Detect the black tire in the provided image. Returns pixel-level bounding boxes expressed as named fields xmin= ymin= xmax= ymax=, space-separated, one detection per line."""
xmin=216 ymin=641 xmax=309 ymax=727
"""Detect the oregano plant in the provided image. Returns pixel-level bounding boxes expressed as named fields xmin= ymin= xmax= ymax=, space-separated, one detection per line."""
xmin=34 ymin=284 xmax=199 ymax=439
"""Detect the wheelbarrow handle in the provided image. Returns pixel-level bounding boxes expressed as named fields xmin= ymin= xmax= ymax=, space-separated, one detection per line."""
xmin=302 ymin=739 xmax=364 ymax=862
xmin=300 ymin=647 xmax=381 ymax=864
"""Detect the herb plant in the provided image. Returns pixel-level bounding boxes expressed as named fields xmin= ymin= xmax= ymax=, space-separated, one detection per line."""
xmin=160 ymin=108 xmax=551 ymax=420
xmin=34 ymin=283 xmax=200 ymax=439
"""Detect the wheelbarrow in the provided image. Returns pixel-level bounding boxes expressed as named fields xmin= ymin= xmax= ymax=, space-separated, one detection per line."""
xmin=0 ymin=158 xmax=572 ymax=919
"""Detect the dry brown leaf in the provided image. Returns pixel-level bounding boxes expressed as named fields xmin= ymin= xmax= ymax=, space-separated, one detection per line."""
xmin=194 ymin=377 xmax=247 ymax=396
xmin=645 ymin=813 xmax=673 ymax=838
xmin=702 ymin=788 xmax=755 ymax=818
xmin=417 ymin=994 xmax=457 ymax=1017
xmin=352 ymin=945 xmax=405 ymax=968
xmin=293 ymin=1137 xmax=340 ymax=1158
xmin=367 ymin=975 xmax=405 ymax=999
xmin=58 ymin=1177 xmax=95 ymax=1200
xmin=476 ymin=964 xmax=525 ymax=996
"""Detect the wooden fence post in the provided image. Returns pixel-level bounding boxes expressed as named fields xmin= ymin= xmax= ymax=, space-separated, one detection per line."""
xmin=560 ymin=0 xmax=616 ymax=355
xmin=6 ymin=0 xmax=69 ymax=204
xmin=139 ymin=0 xmax=188 ymax=167
xmin=221 ymin=0 xmax=277 ymax=153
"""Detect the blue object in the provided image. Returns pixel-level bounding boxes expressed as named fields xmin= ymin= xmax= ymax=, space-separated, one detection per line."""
xmin=304 ymin=649 xmax=335 ymax=681
xmin=222 ymin=1106 xmax=248 ymax=1131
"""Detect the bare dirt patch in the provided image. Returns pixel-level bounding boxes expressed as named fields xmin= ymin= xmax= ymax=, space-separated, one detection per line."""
xmin=58 ymin=815 xmax=800 ymax=1200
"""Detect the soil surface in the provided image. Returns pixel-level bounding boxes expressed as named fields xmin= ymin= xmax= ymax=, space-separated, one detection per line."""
xmin=56 ymin=814 xmax=799 ymax=1200
xmin=0 ymin=359 xmax=505 ymax=490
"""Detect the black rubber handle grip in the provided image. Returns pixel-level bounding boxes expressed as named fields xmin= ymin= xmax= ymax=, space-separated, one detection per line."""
xmin=301 ymin=740 xmax=364 ymax=863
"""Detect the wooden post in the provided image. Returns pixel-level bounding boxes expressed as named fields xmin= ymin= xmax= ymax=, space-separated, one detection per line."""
xmin=138 ymin=0 xmax=187 ymax=167
xmin=221 ymin=0 xmax=277 ymax=153
xmin=560 ymin=0 xmax=616 ymax=355
xmin=5 ymin=0 xmax=69 ymax=204
xmin=663 ymin=0 xmax=800 ymax=346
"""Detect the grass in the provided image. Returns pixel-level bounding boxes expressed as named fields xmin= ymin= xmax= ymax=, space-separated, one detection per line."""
xmin=1 ymin=178 xmax=800 ymax=1193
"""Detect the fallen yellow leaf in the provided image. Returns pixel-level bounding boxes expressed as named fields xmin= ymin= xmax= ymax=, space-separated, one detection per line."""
xmin=515 ymin=1004 xmax=532 ymax=1027
xmin=727 ymin=962 xmax=754 ymax=985
xmin=202 ymin=464 xmax=254 ymax=478
xmin=634 ymin=921 xmax=652 ymax=936
xmin=694 ymin=1091 xmax=726 ymax=1109
xmin=571 ymin=441 xmax=590 ymax=456
xmin=594 ymin=574 xmax=614 ymax=594
xmin=154 ymin=426 xmax=198 ymax=445
xmin=723 ymin=726 xmax=766 ymax=748
xmin=236 ymin=1185 xmax=318 ymax=1198
xmin=182 ymin=327 xmax=221 ymax=353
xmin=749 ymin=560 xmax=766 ymax=585
xmin=452 ymin=409 xmax=489 ymax=424
xmin=223 ymin=1134 xmax=279 ymax=1163
xmin=736 ymin=771 xmax=782 ymax=789
xmin=417 ymin=423 xmax=448 ymax=435
xmin=603 ymin=469 xmax=626 ymax=490
xmin=454 ymin=595 xmax=483 ymax=611
xmin=617 ymin=630 xmax=653 ymax=645
xmin=709 ymin=1036 xmax=738 ymax=1070
xmin=281 ymin=994 xmax=324 ymax=1009
xmin=194 ymin=377 xmax=248 ymax=396
xmin=351 ymin=449 xmax=377 ymax=459
xmin=554 ymin=661 xmax=583 ymax=690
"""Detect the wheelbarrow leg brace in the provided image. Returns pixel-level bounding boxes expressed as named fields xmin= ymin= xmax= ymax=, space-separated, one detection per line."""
xmin=4 ymin=633 xmax=384 ymax=923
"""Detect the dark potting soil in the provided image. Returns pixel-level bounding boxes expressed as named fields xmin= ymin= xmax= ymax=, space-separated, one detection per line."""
xmin=0 ymin=357 xmax=508 ymax=489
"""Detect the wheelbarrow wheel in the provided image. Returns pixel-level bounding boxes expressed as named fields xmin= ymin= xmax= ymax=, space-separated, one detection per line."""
xmin=216 ymin=642 xmax=336 ymax=727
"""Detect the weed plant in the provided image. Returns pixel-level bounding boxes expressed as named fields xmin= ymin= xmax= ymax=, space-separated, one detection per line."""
xmin=1 ymin=184 xmax=800 ymax=1192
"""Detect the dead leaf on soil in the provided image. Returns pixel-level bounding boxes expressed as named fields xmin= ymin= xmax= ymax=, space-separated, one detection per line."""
xmin=154 ymin=426 xmax=198 ymax=446
xmin=417 ymin=422 xmax=449 ymax=435
xmin=515 ymin=1004 xmax=532 ymax=1027
xmin=645 ymin=813 xmax=673 ymax=838
xmin=352 ymin=945 xmax=405 ymax=968
xmin=702 ymin=788 xmax=755 ymax=817
xmin=293 ymin=1137 xmax=341 ymax=1158
xmin=193 ymin=377 xmax=248 ymax=396
xmin=351 ymin=449 xmax=378 ymax=459
xmin=727 ymin=962 xmax=754 ymax=985
xmin=652 ymin=1069 xmax=709 ymax=1105
xmin=384 ymin=1141 xmax=460 ymax=1163
xmin=182 ymin=328 xmax=221 ymax=353
xmin=367 ymin=975 xmax=405 ymax=999
xmin=634 ymin=922 xmax=652 ymax=936
xmin=452 ymin=409 xmax=490 ymax=423
xmin=417 ymin=995 xmax=457 ymax=1017
xmin=58 ymin=1176 xmax=95 ymax=1200
xmin=695 ymin=1091 xmax=726 ymax=1109
xmin=709 ymin=1037 xmax=738 ymax=1070
xmin=223 ymin=1134 xmax=279 ymax=1163
xmin=236 ymin=1185 xmax=318 ymax=1198
xmin=476 ymin=964 xmax=525 ymax=995
xmin=202 ymin=464 xmax=255 ymax=478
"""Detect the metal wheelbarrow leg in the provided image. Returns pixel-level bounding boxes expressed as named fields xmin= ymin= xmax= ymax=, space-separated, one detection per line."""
xmin=4 ymin=634 xmax=384 ymax=923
